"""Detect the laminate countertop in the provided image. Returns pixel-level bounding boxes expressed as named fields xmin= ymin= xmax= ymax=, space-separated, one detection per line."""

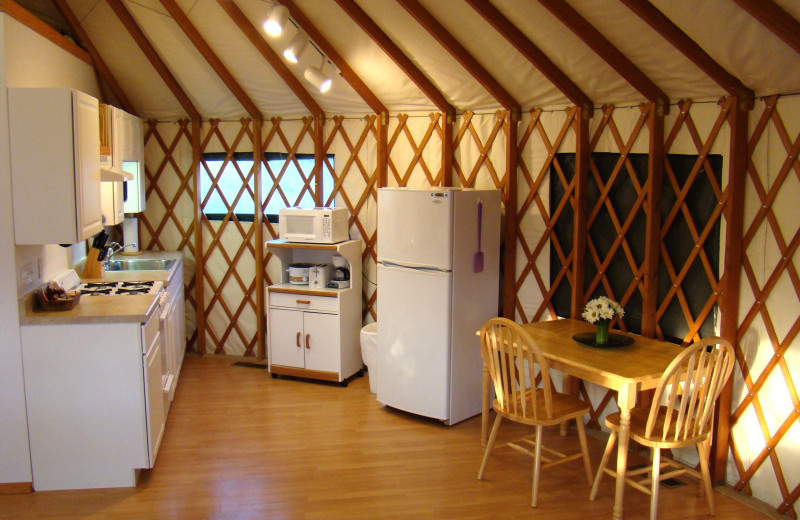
xmin=19 ymin=251 xmax=184 ymax=326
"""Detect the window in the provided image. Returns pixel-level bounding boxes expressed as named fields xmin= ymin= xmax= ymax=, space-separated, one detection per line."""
xmin=201 ymin=152 xmax=334 ymax=223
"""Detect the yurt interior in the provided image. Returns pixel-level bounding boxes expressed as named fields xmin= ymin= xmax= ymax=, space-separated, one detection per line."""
xmin=1 ymin=0 xmax=800 ymax=518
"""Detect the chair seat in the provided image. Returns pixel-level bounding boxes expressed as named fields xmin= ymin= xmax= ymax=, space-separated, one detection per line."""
xmin=495 ymin=388 xmax=590 ymax=426
xmin=605 ymin=406 xmax=710 ymax=449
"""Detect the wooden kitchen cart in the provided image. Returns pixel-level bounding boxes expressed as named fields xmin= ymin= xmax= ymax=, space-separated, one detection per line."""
xmin=265 ymin=239 xmax=363 ymax=383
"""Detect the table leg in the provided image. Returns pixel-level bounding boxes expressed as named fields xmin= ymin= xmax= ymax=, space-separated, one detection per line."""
xmin=482 ymin=361 xmax=490 ymax=447
xmin=560 ymin=374 xmax=580 ymax=436
xmin=613 ymin=382 xmax=637 ymax=520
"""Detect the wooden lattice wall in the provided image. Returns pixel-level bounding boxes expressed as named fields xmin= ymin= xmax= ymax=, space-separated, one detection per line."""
xmin=730 ymin=94 xmax=800 ymax=518
xmin=141 ymin=98 xmax=800 ymax=516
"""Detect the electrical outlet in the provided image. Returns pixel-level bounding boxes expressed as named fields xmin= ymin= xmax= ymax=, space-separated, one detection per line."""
xmin=21 ymin=262 xmax=36 ymax=285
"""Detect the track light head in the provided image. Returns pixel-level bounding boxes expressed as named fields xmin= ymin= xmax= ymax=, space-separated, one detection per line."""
xmin=304 ymin=66 xmax=332 ymax=93
xmin=264 ymin=5 xmax=289 ymax=37
xmin=283 ymin=32 xmax=309 ymax=64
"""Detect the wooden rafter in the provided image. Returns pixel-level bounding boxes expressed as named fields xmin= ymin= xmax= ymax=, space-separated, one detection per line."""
xmin=332 ymin=0 xmax=453 ymax=116
xmin=280 ymin=0 xmax=388 ymax=187
xmin=1 ymin=0 xmax=89 ymax=64
xmin=536 ymin=0 xmax=669 ymax=114
xmin=159 ymin=0 xmax=261 ymax=121
xmin=331 ymin=0 xmax=452 ymax=187
xmin=47 ymin=0 xmax=135 ymax=114
xmin=620 ymin=0 xmax=754 ymax=108
xmin=396 ymin=0 xmax=519 ymax=112
xmin=105 ymin=0 xmax=200 ymax=121
xmin=465 ymin=0 xmax=593 ymax=114
xmin=732 ymin=0 xmax=800 ymax=56
xmin=216 ymin=0 xmax=323 ymax=118
xmin=281 ymin=0 xmax=386 ymax=117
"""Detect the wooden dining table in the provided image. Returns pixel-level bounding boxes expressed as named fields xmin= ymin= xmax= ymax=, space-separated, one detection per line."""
xmin=480 ymin=318 xmax=685 ymax=520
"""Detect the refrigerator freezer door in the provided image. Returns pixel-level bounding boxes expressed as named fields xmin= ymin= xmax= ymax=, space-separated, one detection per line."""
xmin=376 ymin=263 xmax=452 ymax=420
xmin=377 ymin=188 xmax=453 ymax=270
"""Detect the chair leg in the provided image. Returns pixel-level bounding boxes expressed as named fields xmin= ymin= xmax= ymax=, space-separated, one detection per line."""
xmin=650 ymin=447 xmax=661 ymax=520
xmin=478 ymin=415 xmax=503 ymax=480
xmin=532 ymin=425 xmax=543 ymax=508
xmin=590 ymin=430 xmax=617 ymax=500
xmin=697 ymin=438 xmax=716 ymax=516
xmin=575 ymin=417 xmax=593 ymax=484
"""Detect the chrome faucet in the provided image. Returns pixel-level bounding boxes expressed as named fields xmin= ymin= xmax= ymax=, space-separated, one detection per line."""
xmin=104 ymin=242 xmax=137 ymax=268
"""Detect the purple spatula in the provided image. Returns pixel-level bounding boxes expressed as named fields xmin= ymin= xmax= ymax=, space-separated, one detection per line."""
xmin=474 ymin=200 xmax=484 ymax=273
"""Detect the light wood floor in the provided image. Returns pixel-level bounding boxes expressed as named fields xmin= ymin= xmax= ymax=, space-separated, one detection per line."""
xmin=0 ymin=355 xmax=764 ymax=519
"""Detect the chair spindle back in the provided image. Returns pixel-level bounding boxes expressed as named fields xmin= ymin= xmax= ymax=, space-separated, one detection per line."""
xmin=480 ymin=318 xmax=553 ymax=420
xmin=646 ymin=337 xmax=735 ymax=442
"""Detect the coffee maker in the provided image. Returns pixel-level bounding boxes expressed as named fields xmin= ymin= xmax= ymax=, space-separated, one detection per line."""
xmin=328 ymin=255 xmax=350 ymax=289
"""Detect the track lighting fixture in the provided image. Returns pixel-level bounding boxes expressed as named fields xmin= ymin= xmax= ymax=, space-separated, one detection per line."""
xmin=264 ymin=4 xmax=289 ymax=37
xmin=304 ymin=64 xmax=331 ymax=93
xmin=283 ymin=32 xmax=309 ymax=64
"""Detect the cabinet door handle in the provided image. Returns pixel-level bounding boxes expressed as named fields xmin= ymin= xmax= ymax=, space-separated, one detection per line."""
xmin=305 ymin=334 xmax=311 ymax=349
xmin=296 ymin=332 xmax=301 ymax=347
xmin=296 ymin=299 xmax=311 ymax=305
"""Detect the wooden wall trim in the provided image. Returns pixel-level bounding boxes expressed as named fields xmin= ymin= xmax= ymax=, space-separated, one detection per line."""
xmin=502 ymin=111 xmax=518 ymax=318
xmin=0 ymin=0 xmax=90 ymax=65
xmin=0 ymin=482 xmax=31 ymax=494
xmin=254 ymin=121 xmax=265 ymax=360
xmin=713 ymin=99 xmax=748 ymax=483
xmin=192 ymin=117 xmax=205 ymax=355
xmin=569 ymin=108 xmax=589 ymax=318
xmin=641 ymin=102 xmax=664 ymax=337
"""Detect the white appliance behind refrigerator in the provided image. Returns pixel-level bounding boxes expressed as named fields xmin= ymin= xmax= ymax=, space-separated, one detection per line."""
xmin=376 ymin=187 xmax=501 ymax=424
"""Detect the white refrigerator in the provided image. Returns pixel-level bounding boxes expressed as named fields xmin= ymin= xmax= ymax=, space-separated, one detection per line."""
xmin=376 ymin=187 xmax=501 ymax=424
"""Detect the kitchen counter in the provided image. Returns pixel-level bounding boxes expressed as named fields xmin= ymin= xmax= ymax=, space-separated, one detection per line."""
xmin=19 ymin=251 xmax=184 ymax=325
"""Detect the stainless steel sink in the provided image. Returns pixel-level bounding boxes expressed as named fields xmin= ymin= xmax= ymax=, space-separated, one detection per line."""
xmin=105 ymin=258 xmax=175 ymax=271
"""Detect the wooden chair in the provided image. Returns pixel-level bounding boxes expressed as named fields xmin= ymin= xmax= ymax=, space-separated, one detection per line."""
xmin=589 ymin=336 xmax=735 ymax=520
xmin=477 ymin=317 xmax=593 ymax=507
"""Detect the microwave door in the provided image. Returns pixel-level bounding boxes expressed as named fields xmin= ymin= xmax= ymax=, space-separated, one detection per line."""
xmin=286 ymin=215 xmax=315 ymax=241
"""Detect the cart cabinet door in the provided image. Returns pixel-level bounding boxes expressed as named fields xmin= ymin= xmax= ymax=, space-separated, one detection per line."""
xmin=269 ymin=308 xmax=305 ymax=368
xmin=302 ymin=311 xmax=340 ymax=373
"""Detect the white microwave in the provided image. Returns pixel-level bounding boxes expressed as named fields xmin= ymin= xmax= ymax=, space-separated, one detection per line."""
xmin=279 ymin=207 xmax=349 ymax=244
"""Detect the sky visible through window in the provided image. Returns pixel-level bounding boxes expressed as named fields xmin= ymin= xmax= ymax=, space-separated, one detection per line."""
xmin=201 ymin=153 xmax=334 ymax=221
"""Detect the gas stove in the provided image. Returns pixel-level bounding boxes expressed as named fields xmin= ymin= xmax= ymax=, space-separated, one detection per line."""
xmin=78 ymin=280 xmax=164 ymax=296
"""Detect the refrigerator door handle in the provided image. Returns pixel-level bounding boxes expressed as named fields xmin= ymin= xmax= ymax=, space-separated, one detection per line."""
xmin=381 ymin=261 xmax=451 ymax=274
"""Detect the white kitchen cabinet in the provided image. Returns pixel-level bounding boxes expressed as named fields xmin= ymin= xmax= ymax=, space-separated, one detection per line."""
xmin=21 ymin=310 xmax=166 ymax=490
xmin=9 ymin=88 xmax=102 ymax=244
xmin=161 ymin=260 xmax=186 ymax=407
xmin=266 ymin=239 xmax=362 ymax=383
xmin=269 ymin=304 xmax=340 ymax=373
xmin=100 ymin=106 xmax=146 ymax=219
xmin=121 ymin=110 xmax=146 ymax=214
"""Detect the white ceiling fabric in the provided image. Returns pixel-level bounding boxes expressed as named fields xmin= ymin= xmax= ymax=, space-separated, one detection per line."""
xmin=63 ymin=0 xmax=800 ymax=120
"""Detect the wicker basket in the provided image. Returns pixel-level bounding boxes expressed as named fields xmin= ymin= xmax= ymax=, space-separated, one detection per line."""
xmin=35 ymin=292 xmax=81 ymax=311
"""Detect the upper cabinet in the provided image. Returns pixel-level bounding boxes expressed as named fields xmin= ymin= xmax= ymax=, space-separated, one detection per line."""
xmin=99 ymin=105 xmax=146 ymax=224
xmin=9 ymin=88 xmax=103 ymax=245
xmin=121 ymin=111 xmax=146 ymax=214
